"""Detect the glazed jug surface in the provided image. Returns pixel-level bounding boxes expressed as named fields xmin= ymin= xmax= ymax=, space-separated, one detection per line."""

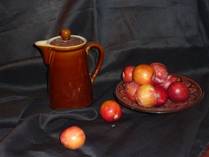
xmin=35 ymin=28 xmax=104 ymax=109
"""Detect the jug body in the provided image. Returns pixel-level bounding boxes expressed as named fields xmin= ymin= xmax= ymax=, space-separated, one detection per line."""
xmin=35 ymin=28 xmax=104 ymax=110
xmin=49 ymin=48 xmax=92 ymax=109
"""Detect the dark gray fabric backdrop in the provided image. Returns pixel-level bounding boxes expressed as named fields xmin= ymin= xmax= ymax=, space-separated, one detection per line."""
xmin=0 ymin=0 xmax=209 ymax=157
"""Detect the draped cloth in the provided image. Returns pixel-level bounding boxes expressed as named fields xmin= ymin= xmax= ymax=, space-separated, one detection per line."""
xmin=0 ymin=0 xmax=209 ymax=157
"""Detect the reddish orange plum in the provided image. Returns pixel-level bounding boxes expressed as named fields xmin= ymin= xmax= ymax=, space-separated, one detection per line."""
xmin=154 ymin=85 xmax=168 ymax=106
xmin=151 ymin=62 xmax=168 ymax=80
xmin=60 ymin=126 xmax=86 ymax=150
xmin=125 ymin=81 xmax=139 ymax=101
xmin=133 ymin=64 xmax=154 ymax=85
xmin=162 ymin=75 xmax=177 ymax=89
xmin=122 ymin=65 xmax=135 ymax=83
xmin=168 ymin=82 xmax=189 ymax=102
xmin=136 ymin=84 xmax=157 ymax=107
xmin=100 ymin=100 xmax=122 ymax=122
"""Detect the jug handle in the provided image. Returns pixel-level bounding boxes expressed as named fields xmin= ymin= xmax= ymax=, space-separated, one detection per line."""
xmin=85 ymin=42 xmax=104 ymax=83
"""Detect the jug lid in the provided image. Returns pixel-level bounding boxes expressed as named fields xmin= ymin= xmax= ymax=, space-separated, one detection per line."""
xmin=49 ymin=28 xmax=86 ymax=48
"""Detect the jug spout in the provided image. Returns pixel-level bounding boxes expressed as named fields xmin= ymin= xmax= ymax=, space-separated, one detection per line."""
xmin=35 ymin=40 xmax=51 ymax=64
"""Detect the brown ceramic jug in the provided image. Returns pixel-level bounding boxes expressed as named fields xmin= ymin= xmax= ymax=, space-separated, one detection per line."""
xmin=35 ymin=28 xmax=104 ymax=109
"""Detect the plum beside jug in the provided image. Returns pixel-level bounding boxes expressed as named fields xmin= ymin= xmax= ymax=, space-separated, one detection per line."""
xmin=35 ymin=28 xmax=104 ymax=109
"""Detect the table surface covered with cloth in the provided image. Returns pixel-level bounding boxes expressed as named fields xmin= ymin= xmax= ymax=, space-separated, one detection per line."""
xmin=0 ymin=0 xmax=209 ymax=157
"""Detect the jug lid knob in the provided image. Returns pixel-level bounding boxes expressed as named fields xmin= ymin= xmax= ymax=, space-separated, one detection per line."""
xmin=61 ymin=28 xmax=71 ymax=40
xmin=49 ymin=28 xmax=86 ymax=48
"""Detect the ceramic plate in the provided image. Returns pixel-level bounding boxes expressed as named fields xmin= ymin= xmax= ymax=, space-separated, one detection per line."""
xmin=115 ymin=75 xmax=204 ymax=114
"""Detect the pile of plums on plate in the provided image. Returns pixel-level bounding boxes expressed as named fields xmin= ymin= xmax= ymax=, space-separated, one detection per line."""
xmin=122 ymin=62 xmax=190 ymax=108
